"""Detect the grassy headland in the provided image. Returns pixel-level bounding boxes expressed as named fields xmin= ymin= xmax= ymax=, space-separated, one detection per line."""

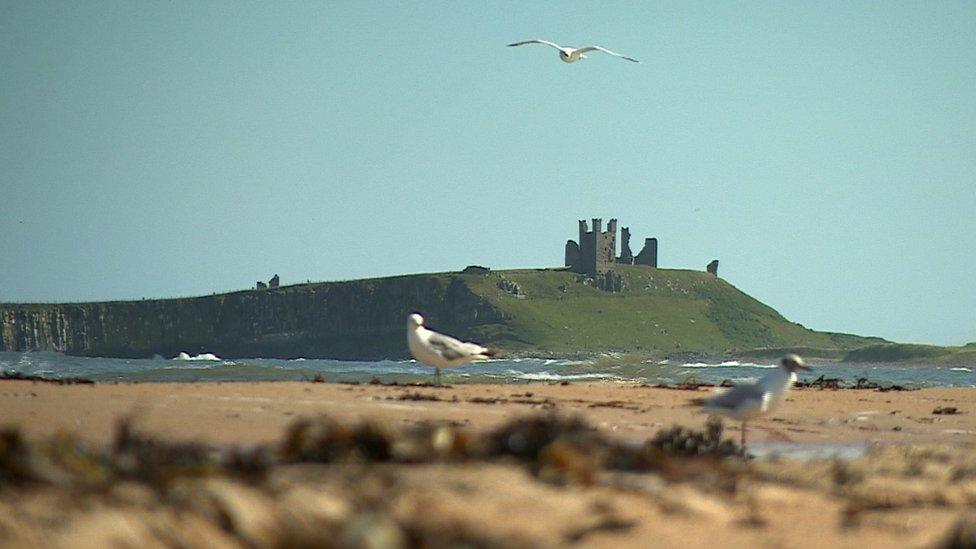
xmin=458 ymin=265 xmax=882 ymax=359
xmin=0 ymin=264 xmax=936 ymax=361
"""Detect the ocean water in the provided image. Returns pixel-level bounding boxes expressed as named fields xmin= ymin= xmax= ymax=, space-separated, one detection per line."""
xmin=1 ymin=351 xmax=973 ymax=387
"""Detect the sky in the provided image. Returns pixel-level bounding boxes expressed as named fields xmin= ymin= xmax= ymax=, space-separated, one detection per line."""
xmin=1 ymin=1 xmax=974 ymax=346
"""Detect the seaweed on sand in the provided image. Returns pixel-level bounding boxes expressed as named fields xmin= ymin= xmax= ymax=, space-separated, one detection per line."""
xmin=487 ymin=414 xmax=601 ymax=461
xmin=111 ymin=416 xmax=279 ymax=489
xmin=0 ymin=417 xmax=276 ymax=492
xmin=940 ymin=516 xmax=976 ymax=549
xmin=279 ymin=416 xmax=394 ymax=464
xmin=0 ymin=429 xmax=38 ymax=486
xmin=933 ymin=406 xmax=960 ymax=415
xmin=486 ymin=414 xmax=606 ymax=484
xmin=0 ymin=371 xmax=95 ymax=385
xmin=648 ymin=417 xmax=739 ymax=457
xmin=279 ymin=415 xmax=477 ymax=465
xmin=0 ymin=412 xmax=750 ymax=546
xmin=485 ymin=414 xmax=742 ymax=484
xmin=603 ymin=416 xmax=742 ymax=487
xmin=2 ymin=410 xmax=744 ymax=492
xmin=794 ymin=374 xmax=843 ymax=390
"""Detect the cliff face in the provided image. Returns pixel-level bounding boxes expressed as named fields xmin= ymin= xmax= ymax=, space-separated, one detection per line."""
xmin=0 ymin=274 xmax=502 ymax=360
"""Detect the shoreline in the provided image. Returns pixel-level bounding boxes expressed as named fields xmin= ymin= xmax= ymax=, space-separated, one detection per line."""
xmin=5 ymin=348 xmax=974 ymax=367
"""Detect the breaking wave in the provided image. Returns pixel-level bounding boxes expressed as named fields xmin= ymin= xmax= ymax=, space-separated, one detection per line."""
xmin=505 ymin=370 xmax=620 ymax=382
xmin=681 ymin=361 xmax=774 ymax=369
xmin=175 ymin=352 xmax=222 ymax=362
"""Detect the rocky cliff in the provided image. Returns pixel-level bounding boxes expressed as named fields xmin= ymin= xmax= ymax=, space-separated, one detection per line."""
xmin=0 ymin=274 xmax=501 ymax=360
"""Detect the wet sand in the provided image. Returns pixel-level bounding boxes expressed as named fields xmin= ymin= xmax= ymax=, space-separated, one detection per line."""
xmin=1 ymin=380 xmax=975 ymax=548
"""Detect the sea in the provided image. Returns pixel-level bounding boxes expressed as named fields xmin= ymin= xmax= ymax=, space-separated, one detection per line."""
xmin=1 ymin=351 xmax=973 ymax=388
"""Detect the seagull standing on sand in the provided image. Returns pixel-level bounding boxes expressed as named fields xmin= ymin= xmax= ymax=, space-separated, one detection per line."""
xmin=406 ymin=313 xmax=495 ymax=386
xmin=507 ymin=40 xmax=639 ymax=63
xmin=696 ymin=354 xmax=811 ymax=452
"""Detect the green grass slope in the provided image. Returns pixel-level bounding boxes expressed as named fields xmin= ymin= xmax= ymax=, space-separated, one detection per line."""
xmin=842 ymin=342 xmax=976 ymax=365
xmin=454 ymin=265 xmax=882 ymax=358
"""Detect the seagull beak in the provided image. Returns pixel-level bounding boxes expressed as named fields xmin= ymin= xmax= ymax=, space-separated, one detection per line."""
xmin=797 ymin=364 xmax=812 ymax=372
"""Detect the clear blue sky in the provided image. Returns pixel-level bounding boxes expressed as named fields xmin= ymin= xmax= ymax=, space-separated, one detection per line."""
xmin=2 ymin=1 xmax=974 ymax=345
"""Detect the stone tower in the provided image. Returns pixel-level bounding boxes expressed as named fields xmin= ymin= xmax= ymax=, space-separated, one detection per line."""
xmin=571 ymin=218 xmax=618 ymax=276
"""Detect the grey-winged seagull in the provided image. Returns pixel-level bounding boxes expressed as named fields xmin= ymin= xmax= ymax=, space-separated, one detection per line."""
xmin=696 ymin=354 xmax=811 ymax=452
xmin=406 ymin=313 xmax=495 ymax=386
xmin=507 ymin=40 xmax=639 ymax=63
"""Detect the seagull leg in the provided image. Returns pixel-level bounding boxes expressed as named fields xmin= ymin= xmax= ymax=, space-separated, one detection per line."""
xmin=435 ymin=367 xmax=441 ymax=387
xmin=741 ymin=420 xmax=748 ymax=455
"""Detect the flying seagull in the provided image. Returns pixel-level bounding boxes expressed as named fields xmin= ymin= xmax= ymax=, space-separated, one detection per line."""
xmin=406 ymin=313 xmax=495 ymax=386
xmin=507 ymin=39 xmax=639 ymax=63
xmin=695 ymin=354 xmax=811 ymax=452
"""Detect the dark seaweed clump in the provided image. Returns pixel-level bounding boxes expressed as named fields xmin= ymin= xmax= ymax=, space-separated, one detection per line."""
xmin=483 ymin=414 xmax=743 ymax=484
xmin=933 ymin=406 xmax=960 ymax=415
xmin=0 ymin=371 xmax=95 ymax=385
xmin=647 ymin=417 xmax=739 ymax=457
xmin=280 ymin=415 xmax=477 ymax=464
xmin=114 ymin=416 xmax=274 ymax=487
xmin=280 ymin=416 xmax=394 ymax=463
xmin=0 ymin=418 xmax=274 ymax=492
xmin=487 ymin=415 xmax=600 ymax=460
xmin=794 ymin=375 xmax=843 ymax=390
xmin=940 ymin=516 xmax=976 ymax=549
xmin=0 ymin=429 xmax=38 ymax=486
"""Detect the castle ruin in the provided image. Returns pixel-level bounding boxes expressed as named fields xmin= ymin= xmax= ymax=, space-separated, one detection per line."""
xmin=255 ymin=273 xmax=281 ymax=291
xmin=565 ymin=218 xmax=658 ymax=276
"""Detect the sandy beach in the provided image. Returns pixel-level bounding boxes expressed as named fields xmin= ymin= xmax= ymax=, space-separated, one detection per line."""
xmin=3 ymin=380 xmax=975 ymax=446
xmin=2 ymin=380 xmax=976 ymax=547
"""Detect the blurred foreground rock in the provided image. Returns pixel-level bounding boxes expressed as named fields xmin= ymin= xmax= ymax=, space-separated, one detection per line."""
xmin=1 ymin=415 xmax=976 ymax=548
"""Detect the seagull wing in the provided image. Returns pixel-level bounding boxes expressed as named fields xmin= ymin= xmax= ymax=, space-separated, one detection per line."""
xmin=507 ymin=39 xmax=563 ymax=50
xmin=575 ymin=45 xmax=639 ymax=63
xmin=702 ymin=382 xmax=766 ymax=412
xmin=426 ymin=331 xmax=488 ymax=362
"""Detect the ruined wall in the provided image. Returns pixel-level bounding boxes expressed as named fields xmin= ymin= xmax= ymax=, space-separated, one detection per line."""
xmin=0 ymin=276 xmax=503 ymax=360
xmin=635 ymin=238 xmax=658 ymax=268
xmin=564 ymin=240 xmax=580 ymax=270
xmin=617 ymin=227 xmax=634 ymax=264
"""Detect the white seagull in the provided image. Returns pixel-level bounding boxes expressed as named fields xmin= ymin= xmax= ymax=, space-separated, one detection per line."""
xmin=696 ymin=354 xmax=811 ymax=452
xmin=507 ymin=39 xmax=639 ymax=64
xmin=406 ymin=313 xmax=495 ymax=386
